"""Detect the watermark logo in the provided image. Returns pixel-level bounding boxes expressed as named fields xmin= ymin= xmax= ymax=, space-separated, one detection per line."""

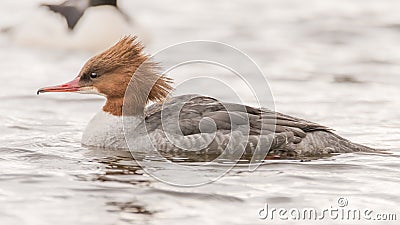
xmin=258 ymin=198 xmax=398 ymax=221
xmin=337 ymin=197 xmax=348 ymax=208
xmin=122 ymin=41 xmax=276 ymax=186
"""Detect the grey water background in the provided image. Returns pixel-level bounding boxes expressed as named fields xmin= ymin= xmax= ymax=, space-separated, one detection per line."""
xmin=1 ymin=0 xmax=400 ymax=224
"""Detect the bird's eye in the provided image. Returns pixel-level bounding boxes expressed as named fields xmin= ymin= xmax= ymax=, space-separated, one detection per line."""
xmin=90 ymin=72 xmax=98 ymax=79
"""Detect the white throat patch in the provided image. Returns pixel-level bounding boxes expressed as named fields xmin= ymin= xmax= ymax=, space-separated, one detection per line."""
xmin=78 ymin=86 xmax=106 ymax=97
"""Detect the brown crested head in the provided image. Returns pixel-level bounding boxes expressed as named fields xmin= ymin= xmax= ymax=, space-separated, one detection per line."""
xmin=38 ymin=36 xmax=173 ymax=116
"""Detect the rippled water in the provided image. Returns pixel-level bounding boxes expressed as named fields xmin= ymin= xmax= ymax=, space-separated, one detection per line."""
xmin=1 ymin=0 xmax=400 ymax=224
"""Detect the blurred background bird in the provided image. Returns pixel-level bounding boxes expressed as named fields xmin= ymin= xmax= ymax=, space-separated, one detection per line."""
xmin=1 ymin=0 xmax=150 ymax=52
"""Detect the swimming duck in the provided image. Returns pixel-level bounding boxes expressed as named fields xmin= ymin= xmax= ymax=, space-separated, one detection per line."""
xmin=37 ymin=36 xmax=376 ymax=160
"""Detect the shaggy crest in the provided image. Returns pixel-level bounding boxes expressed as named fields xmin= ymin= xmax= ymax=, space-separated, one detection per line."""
xmin=79 ymin=36 xmax=173 ymax=115
xmin=80 ymin=36 xmax=148 ymax=77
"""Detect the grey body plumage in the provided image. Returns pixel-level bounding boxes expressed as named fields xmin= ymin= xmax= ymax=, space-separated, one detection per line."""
xmin=139 ymin=95 xmax=375 ymax=160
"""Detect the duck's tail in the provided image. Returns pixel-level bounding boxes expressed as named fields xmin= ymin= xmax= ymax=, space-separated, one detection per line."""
xmin=296 ymin=130 xmax=381 ymax=156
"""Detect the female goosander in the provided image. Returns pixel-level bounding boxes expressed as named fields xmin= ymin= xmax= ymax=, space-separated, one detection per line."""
xmin=3 ymin=0 xmax=149 ymax=51
xmin=37 ymin=36 xmax=376 ymax=159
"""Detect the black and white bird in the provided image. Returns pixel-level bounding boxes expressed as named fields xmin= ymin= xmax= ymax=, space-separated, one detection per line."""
xmin=41 ymin=0 xmax=131 ymax=30
xmin=2 ymin=0 xmax=150 ymax=51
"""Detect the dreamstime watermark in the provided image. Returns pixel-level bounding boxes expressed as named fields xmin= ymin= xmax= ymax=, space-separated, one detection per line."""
xmin=258 ymin=198 xmax=398 ymax=221
xmin=123 ymin=40 xmax=276 ymax=186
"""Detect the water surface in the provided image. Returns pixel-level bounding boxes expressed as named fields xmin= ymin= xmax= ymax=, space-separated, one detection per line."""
xmin=0 ymin=0 xmax=400 ymax=224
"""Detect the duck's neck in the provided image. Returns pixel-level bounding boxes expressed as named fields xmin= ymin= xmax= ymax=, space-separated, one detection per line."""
xmin=103 ymin=97 xmax=145 ymax=117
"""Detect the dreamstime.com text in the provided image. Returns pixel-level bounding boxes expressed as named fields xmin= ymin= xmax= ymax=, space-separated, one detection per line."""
xmin=258 ymin=198 xmax=397 ymax=221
